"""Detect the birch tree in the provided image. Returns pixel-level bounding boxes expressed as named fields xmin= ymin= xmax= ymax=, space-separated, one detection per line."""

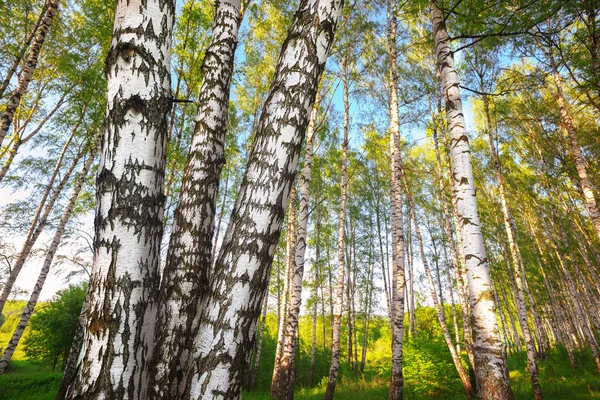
xmin=66 ymin=0 xmax=174 ymax=397
xmin=430 ymin=1 xmax=513 ymax=398
xmin=0 ymin=2 xmax=48 ymax=99
xmin=0 ymin=125 xmax=85 ymax=316
xmin=271 ymin=96 xmax=320 ymax=399
xmin=543 ymin=43 xmax=600 ymax=241
xmin=467 ymin=48 xmax=543 ymax=399
xmin=178 ymin=1 xmax=344 ymax=397
xmin=0 ymin=0 xmax=60 ymax=148
xmin=387 ymin=1 xmax=406 ymax=397
xmin=149 ymin=2 xmax=244 ymax=397
xmin=402 ymin=169 xmax=474 ymax=397
xmin=324 ymin=53 xmax=350 ymax=400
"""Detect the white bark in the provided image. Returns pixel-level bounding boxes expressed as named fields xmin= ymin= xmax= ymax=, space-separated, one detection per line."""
xmin=480 ymin=92 xmax=542 ymax=399
xmin=402 ymin=170 xmax=474 ymax=397
xmin=271 ymin=96 xmax=320 ymax=399
xmin=180 ymin=2 xmax=343 ymax=397
xmin=0 ymin=2 xmax=48 ymax=98
xmin=545 ymin=47 xmax=600 ymax=241
xmin=67 ymin=1 xmax=174 ymax=398
xmin=325 ymin=58 xmax=350 ymax=400
xmin=0 ymin=87 xmax=73 ymax=185
xmin=272 ymin=183 xmax=297 ymax=398
xmin=430 ymin=2 xmax=513 ymax=398
xmin=431 ymin=96 xmax=475 ymax=371
xmin=248 ymin=287 xmax=269 ymax=391
xmin=387 ymin=2 xmax=405 ymax=397
xmin=149 ymin=2 xmax=243 ymax=397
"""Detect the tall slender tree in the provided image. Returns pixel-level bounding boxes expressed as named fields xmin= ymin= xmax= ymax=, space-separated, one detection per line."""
xmin=430 ymin=2 xmax=514 ymax=398
xmin=387 ymin=1 xmax=406 ymax=398
xmin=324 ymin=52 xmax=350 ymax=400
xmin=271 ymin=94 xmax=321 ymax=399
xmin=402 ymin=169 xmax=474 ymax=398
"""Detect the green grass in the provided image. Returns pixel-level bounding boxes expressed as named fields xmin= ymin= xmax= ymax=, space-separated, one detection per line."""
xmin=509 ymin=348 xmax=600 ymax=399
xmin=0 ymin=301 xmax=30 ymax=360
xmin=2 ymin=303 xmax=600 ymax=399
xmin=0 ymin=360 xmax=62 ymax=400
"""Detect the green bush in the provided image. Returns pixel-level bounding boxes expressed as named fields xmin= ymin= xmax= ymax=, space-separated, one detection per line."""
xmin=23 ymin=284 xmax=86 ymax=370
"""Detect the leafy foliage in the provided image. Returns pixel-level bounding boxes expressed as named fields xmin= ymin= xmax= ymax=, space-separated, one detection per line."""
xmin=22 ymin=284 xmax=85 ymax=370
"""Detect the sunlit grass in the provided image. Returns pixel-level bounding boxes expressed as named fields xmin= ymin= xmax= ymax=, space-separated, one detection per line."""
xmin=2 ymin=303 xmax=600 ymax=399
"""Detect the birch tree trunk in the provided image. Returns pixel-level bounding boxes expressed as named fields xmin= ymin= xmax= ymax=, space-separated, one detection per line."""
xmin=346 ymin=231 xmax=354 ymax=369
xmin=0 ymin=2 xmax=48 ymax=98
xmin=273 ymin=186 xmax=297 ymax=391
xmin=376 ymin=189 xmax=392 ymax=318
xmin=271 ymin=96 xmax=320 ymax=400
xmin=325 ymin=56 xmax=350 ymax=400
xmin=553 ymin=245 xmax=600 ymax=373
xmin=0 ymin=137 xmax=21 ymax=183
xmin=481 ymin=93 xmax=542 ymax=399
xmin=149 ymin=3 xmax=242 ymax=396
xmin=360 ymin=247 xmax=374 ymax=373
xmin=1 ymin=86 xmax=81 ymax=186
xmin=66 ymin=1 xmax=174 ymax=397
xmin=402 ymin=169 xmax=474 ymax=397
xmin=491 ymin=279 xmax=512 ymax=353
xmin=248 ymin=284 xmax=269 ymax=391
xmin=351 ymin=242 xmax=359 ymax=371
xmin=361 ymin=223 xmax=375 ymax=373
xmin=310 ymin=207 xmax=323 ymax=387
xmin=272 ymin=184 xmax=298 ymax=398
xmin=430 ymin=2 xmax=513 ymax=398
xmin=443 ymin=243 xmax=461 ymax=353
xmin=387 ymin=2 xmax=406 ymax=398
xmin=0 ymin=125 xmax=83 ymax=316
xmin=180 ymin=2 xmax=343 ymax=397
xmin=545 ymin=47 xmax=600 ymax=241
xmin=407 ymin=223 xmax=416 ymax=338
xmin=431 ymin=101 xmax=475 ymax=371
xmin=0 ymin=0 xmax=60 ymax=148
xmin=0 ymin=145 xmax=96 ymax=375
xmin=0 ymin=86 xmax=73 ymax=185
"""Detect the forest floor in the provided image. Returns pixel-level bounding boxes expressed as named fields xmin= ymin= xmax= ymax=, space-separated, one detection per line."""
xmin=0 ymin=351 xmax=599 ymax=399
xmin=1 ymin=306 xmax=600 ymax=399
